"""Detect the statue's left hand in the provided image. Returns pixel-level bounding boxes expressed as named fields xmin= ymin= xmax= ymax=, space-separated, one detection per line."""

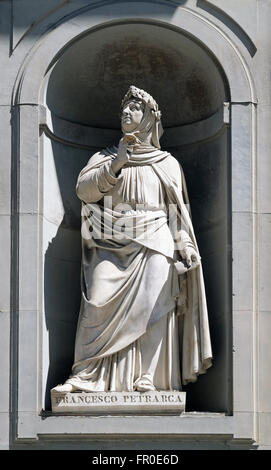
xmin=181 ymin=247 xmax=200 ymax=268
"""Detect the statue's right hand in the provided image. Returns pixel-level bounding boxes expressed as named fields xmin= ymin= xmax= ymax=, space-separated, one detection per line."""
xmin=111 ymin=138 xmax=129 ymax=174
xmin=117 ymin=138 xmax=130 ymax=164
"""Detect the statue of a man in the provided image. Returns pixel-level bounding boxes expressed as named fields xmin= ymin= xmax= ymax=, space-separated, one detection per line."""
xmin=52 ymin=86 xmax=212 ymax=394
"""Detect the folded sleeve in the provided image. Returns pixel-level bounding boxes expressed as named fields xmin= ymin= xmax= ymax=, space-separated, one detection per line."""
xmin=76 ymin=161 xmax=119 ymax=203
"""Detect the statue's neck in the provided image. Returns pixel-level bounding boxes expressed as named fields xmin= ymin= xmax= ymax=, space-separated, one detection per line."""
xmin=139 ymin=131 xmax=152 ymax=146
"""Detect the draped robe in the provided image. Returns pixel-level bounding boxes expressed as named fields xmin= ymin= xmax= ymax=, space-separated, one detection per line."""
xmin=65 ymin=146 xmax=212 ymax=392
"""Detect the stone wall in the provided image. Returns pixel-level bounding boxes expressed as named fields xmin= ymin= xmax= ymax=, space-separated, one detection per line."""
xmin=0 ymin=0 xmax=271 ymax=450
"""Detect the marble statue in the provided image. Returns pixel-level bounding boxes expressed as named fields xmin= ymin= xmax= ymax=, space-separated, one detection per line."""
xmin=52 ymin=86 xmax=212 ymax=394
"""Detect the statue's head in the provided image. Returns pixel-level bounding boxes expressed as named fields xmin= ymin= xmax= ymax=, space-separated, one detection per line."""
xmin=120 ymin=86 xmax=163 ymax=149
xmin=121 ymin=96 xmax=145 ymax=134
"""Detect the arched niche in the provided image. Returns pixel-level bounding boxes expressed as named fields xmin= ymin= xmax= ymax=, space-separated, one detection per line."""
xmin=41 ymin=20 xmax=231 ymax=413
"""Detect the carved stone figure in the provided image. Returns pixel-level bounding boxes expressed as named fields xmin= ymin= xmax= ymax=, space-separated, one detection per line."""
xmin=52 ymin=86 xmax=212 ymax=394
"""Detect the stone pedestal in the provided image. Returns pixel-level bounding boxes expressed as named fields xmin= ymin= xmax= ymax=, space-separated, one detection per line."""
xmin=51 ymin=391 xmax=186 ymax=414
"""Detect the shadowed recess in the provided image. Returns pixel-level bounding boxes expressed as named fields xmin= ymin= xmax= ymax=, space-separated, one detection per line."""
xmin=47 ymin=22 xmax=226 ymax=129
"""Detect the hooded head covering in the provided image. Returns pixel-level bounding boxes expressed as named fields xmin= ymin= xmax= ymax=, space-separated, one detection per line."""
xmin=121 ymin=85 xmax=164 ymax=151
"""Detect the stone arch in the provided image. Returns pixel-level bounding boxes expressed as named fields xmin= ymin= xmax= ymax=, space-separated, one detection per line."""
xmin=13 ymin=2 xmax=255 ymax=105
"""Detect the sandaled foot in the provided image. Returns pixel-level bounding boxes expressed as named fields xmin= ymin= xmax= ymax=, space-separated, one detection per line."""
xmin=134 ymin=377 xmax=156 ymax=392
xmin=51 ymin=383 xmax=76 ymax=393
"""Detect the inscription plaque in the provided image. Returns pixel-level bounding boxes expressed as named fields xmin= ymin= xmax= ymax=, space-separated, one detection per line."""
xmin=51 ymin=391 xmax=186 ymax=414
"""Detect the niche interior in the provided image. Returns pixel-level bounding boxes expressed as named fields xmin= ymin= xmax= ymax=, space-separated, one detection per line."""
xmin=42 ymin=21 xmax=231 ymax=413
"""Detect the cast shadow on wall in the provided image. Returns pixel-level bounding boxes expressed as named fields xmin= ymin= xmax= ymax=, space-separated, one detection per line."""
xmin=43 ymin=140 xmax=91 ymax=410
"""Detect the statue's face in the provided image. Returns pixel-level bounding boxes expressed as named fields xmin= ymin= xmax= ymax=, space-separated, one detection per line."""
xmin=121 ymin=99 xmax=144 ymax=133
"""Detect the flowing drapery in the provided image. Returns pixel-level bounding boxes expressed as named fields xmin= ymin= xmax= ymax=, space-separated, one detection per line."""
xmin=65 ymin=147 xmax=212 ymax=391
